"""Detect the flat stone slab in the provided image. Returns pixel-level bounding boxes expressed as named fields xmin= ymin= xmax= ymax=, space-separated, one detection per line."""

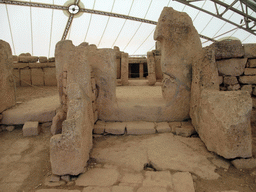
xmin=105 ymin=122 xmax=126 ymax=135
xmin=142 ymin=171 xmax=173 ymax=188
xmin=76 ymin=168 xmax=120 ymax=187
xmin=36 ymin=190 xmax=80 ymax=192
xmin=126 ymin=121 xmax=156 ymax=135
xmin=137 ymin=187 xmax=167 ymax=192
xmin=172 ymin=172 xmax=195 ymax=192
xmin=94 ymin=121 xmax=106 ymax=134
xmin=112 ymin=186 xmax=134 ymax=192
xmin=1 ymin=95 xmax=59 ymax=124
xmin=23 ymin=121 xmax=39 ymax=136
xmin=155 ymin=122 xmax=171 ymax=133
xmin=120 ymin=172 xmax=143 ymax=185
xmin=82 ymin=187 xmax=111 ymax=192
xmin=231 ymin=158 xmax=256 ymax=169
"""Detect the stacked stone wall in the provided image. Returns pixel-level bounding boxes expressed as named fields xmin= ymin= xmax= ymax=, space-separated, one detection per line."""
xmin=13 ymin=54 xmax=57 ymax=87
xmin=217 ymin=43 xmax=256 ymax=122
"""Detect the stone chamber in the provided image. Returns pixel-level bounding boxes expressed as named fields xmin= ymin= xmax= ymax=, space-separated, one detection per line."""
xmin=1 ymin=7 xmax=256 ymax=192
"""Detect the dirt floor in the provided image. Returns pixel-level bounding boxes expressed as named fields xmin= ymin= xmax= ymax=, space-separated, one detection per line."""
xmin=0 ymin=86 xmax=256 ymax=192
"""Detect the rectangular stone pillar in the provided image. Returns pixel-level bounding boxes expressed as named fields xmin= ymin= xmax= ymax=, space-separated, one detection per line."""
xmin=121 ymin=53 xmax=129 ymax=85
xmin=139 ymin=63 xmax=144 ymax=79
xmin=147 ymin=52 xmax=156 ymax=85
xmin=20 ymin=68 xmax=31 ymax=87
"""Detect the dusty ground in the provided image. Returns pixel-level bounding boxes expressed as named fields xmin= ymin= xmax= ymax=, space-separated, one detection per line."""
xmin=0 ymin=86 xmax=256 ymax=192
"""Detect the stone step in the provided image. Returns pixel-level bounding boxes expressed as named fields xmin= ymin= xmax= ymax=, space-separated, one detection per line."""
xmin=93 ymin=120 xmax=196 ymax=136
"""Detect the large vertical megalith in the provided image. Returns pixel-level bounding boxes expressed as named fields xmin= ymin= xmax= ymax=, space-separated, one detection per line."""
xmin=154 ymin=7 xmax=202 ymax=118
xmin=0 ymin=40 xmax=15 ymax=113
xmin=147 ymin=51 xmax=156 ymax=85
xmin=121 ymin=53 xmax=129 ymax=85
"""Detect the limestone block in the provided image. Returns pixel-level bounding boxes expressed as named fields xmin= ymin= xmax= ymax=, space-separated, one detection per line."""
xmin=94 ymin=110 xmax=99 ymax=123
xmin=75 ymin=168 xmax=120 ymax=187
xmin=121 ymin=53 xmax=129 ymax=85
xmin=147 ymin=51 xmax=156 ymax=86
xmin=6 ymin=125 xmax=15 ymax=132
xmin=94 ymin=120 xmax=106 ymax=134
xmin=137 ymin=187 xmax=167 ymax=192
xmin=210 ymin=40 xmax=244 ymax=59
xmin=19 ymin=53 xmax=31 ymax=56
xmin=154 ymin=7 xmax=202 ymax=119
xmin=244 ymin=44 xmax=256 ymax=58
xmin=156 ymin=122 xmax=171 ymax=133
xmin=82 ymin=187 xmax=110 ymax=192
xmin=253 ymin=87 xmax=256 ymax=96
xmin=231 ymin=158 xmax=256 ymax=169
xmin=44 ymin=67 xmax=57 ymax=86
xmin=199 ymin=90 xmax=252 ymax=159
xmin=248 ymin=59 xmax=256 ymax=67
xmin=45 ymin=62 xmax=55 ymax=67
xmin=155 ymin=56 xmax=162 ymax=80
xmin=126 ymin=121 xmax=155 ymax=135
xmin=39 ymin=56 xmax=47 ymax=63
xmin=29 ymin=63 xmax=47 ymax=68
xmin=176 ymin=124 xmax=196 ymax=137
xmin=48 ymin=57 xmax=55 ymax=62
xmin=252 ymin=98 xmax=256 ymax=108
xmin=223 ymin=76 xmax=238 ymax=85
xmin=19 ymin=56 xmax=38 ymax=63
xmin=218 ymin=76 xmax=223 ymax=84
xmin=172 ymin=172 xmax=195 ymax=192
xmin=227 ymin=84 xmax=240 ymax=91
xmin=244 ymin=68 xmax=256 ymax=75
xmin=31 ymin=68 xmax=44 ymax=86
xmin=142 ymin=171 xmax=173 ymax=188
xmin=217 ymin=58 xmax=247 ymax=76
xmin=12 ymin=55 xmax=18 ymax=62
xmin=116 ymin=58 xmax=121 ymax=79
xmin=0 ymin=40 xmax=15 ymax=113
xmin=112 ymin=186 xmax=134 ymax=192
xmin=239 ymin=75 xmax=256 ymax=84
xmin=13 ymin=63 xmax=29 ymax=69
xmin=13 ymin=69 xmax=20 ymax=87
xmin=105 ymin=122 xmax=126 ymax=135
xmin=23 ymin=121 xmax=39 ymax=136
xmin=51 ymin=110 xmax=66 ymax=135
xmin=241 ymin=84 xmax=252 ymax=94
xmin=20 ymin=68 xmax=31 ymax=87
xmin=168 ymin=122 xmax=182 ymax=133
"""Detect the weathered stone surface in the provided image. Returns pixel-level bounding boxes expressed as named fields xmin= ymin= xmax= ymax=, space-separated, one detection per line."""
xmin=156 ymin=122 xmax=171 ymax=133
xmin=94 ymin=120 xmax=106 ymax=134
xmin=19 ymin=53 xmax=31 ymax=57
xmin=19 ymin=56 xmax=38 ymax=63
xmin=44 ymin=68 xmax=57 ymax=86
xmin=217 ymin=58 xmax=247 ymax=76
xmin=23 ymin=121 xmax=39 ymax=136
xmin=154 ymin=7 xmax=202 ymax=121
xmin=147 ymin=51 xmax=156 ymax=86
xmin=51 ymin=110 xmax=66 ymax=135
xmin=231 ymin=158 xmax=256 ymax=169
xmin=244 ymin=68 xmax=256 ymax=75
xmin=121 ymin=53 xmax=129 ymax=85
xmin=210 ymin=40 xmax=244 ymax=59
xmin=223 ymin=76 xmax=238 ymax=85
xmin=50 ymin=41 xmax=93 ymax=175
xmin=120 ymin=172 xmax=143 ymax=185
xmin=155 ymin=55 xmax=162 ymax=80
xmin=142 ymin=171 xmax=173 ymax=188
xmin=31 ymin=68 xmax=44 ymax=86
xmin=105 ymin=122 xmax=126 ymax=135
xmin=20 ymin=68 xmax=31 ymax=86
xmin=137 ymin=187 xmax=167 ymax=192
xmin=49 ymin=174 xmax=60 ymax=182
xmin=227 ymin=84 xmax=240 ymax=91
xmin=1 ymin=95 xmax=59 ymax=124
xmin=218 ymin=76 xmax=223 ymax=84
xmin=28 ymin=62 xmax=47 ymax=68
xmin=48 ymin=57 xmax=55 ymax=62
xmin=244 ymin=43 xmax=256 ymax=58
xmin=39 ymin=56 xmax=48 ymax=63
xmin=82 ymin=187 xmax=111 ymax=192
xmin=37 ymin=190 xmax=79 ymax=192
xmin=239 ymin=75 xmax=256 ymax=84
xmin=76 ymin=168 xmax=119 ymax=187
xmin=175 ymin=124 xmax=196 ymax=137
xmin=12 ymin=55 xmax=18 ymax=61
xmin=199 ymin=90 xmax=252 ymax=159
xmin=112 ymin=186 xmax=134 ymax=192
xmin=61 ymin=175 xmax=70 ymax=182
xmin=0 ymin=40 xmax=15 ymax=113
xmin=248 ymin=59 xmax=256 ymax=67
xmin=6 ymin=126 xmax=15 ymax=132
xmin=252 ymin=98 xmax=256 ymax=108
xmin=168 ymin=122 xmax=182 ymax=133
xmin=13 ymin=63 xmax=29 ymax=69
xmin=210 ymin=157 xmax=230 ymax=170
xmin=241 ymin=84 xmax=252 ymax=94
xmin=13 ymin=69 xmax=20 ymax=87
xmin=172 ymin=172 xmax=195 ymax=192
xmin=44 ymin=176 xmax=66 ymax=187
xmin=126 ymin=121 xmax=155 ymax=135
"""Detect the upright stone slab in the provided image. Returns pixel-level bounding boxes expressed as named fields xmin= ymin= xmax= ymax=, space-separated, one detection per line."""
xmin=50 ymin=41 xmax=93 ymax=175
xmin=244 ymin=44 xmax=256 ymax=58
xmin=0 ymin=40 xmax=15 ymax=113
xmin=190 ymin=46 xmax=252 ymax=159
xmin=154 ymin=7 xmax=202 ymax=119
xmin=31 ymin=68 xmax=44 ymax=86
xmin=44 ymin=68 xmax=57 ymax=86
xmin=114 ymin=46 xmax=121 ymax=79
xmin=147 ymin=51 xmax=156 ymax=86
xmin=217 ymin=58 xmax=247 ymax=76
xmin=20 ymin=68 xmax=31 ymax=86
xmin=121 ymin=53 xmax=129 ymax=85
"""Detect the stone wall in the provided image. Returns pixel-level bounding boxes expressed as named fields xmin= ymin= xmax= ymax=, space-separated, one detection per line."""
xmin=217 ymin=43 xmax=256 ymax=122
xmin=13 ymin=54 xmax=57 ymax=87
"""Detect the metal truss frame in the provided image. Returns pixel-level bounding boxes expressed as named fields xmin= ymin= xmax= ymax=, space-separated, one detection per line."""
xmin=1 ymin=0 xmax=255 ymax=44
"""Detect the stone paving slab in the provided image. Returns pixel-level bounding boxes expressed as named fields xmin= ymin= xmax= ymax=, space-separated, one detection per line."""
xmin=126 ymin=121 xmax=156 ymax=135
xmin=105 ymin=122 xmax=126 ymax=135
xmin=76 ymin=168 xmax=120 ymax=187
xmin=172 ymin=172 xmax=195 ymax=192
xmin=155 ymin=122 xmax=171 ymax=133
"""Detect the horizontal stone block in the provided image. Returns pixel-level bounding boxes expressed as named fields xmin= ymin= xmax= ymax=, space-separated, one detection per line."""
xmin=13 ymin=63 xmax=29 ymax=69
xmin=39 ymin=56 xmax=48 ymax=63
xmin=241 ymin=85 xmax=252 ymax=94
xmin=29 ymin=63 xmax=47 ymax=68
xmin=223 ymin=76 xmax=238 ymax=85
xmin=244 ymin=68 xmax=256 ymax=75
xmin=13 ymin=69 xmax=20 ymax=87
xmin=126 ymin=121 xmax=156 ymax=135
xmin=244 ymin=44 xmax=256 ymax=58
xmin=227 ymin=84 xmax=240 ymax=91
xmin=248 ymin=59 xmax=256 ymax=68
xmin=105 ymin=122 xmax=126 ymax=135
xmin=19 ymin=56 xmax=38 ymax=63
xmin=231 ymin=158 xmax=256 ymax=169
xmin=217 ymin=58 xmax=247 ymax=76
xmin=168 ymin=122 xmax=182 ymax=133
xmin=155 ymin=122 xmax=171 ymax=133
xmin=94 ymin=120 xmax=105 ymax=134
xmin=239 ymin=76 xmax=256 ymax=84
xmin=48 ymin=57 xmax=55 ymax=62
xmin=23 ymin=121 xmax=39 ymax=136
